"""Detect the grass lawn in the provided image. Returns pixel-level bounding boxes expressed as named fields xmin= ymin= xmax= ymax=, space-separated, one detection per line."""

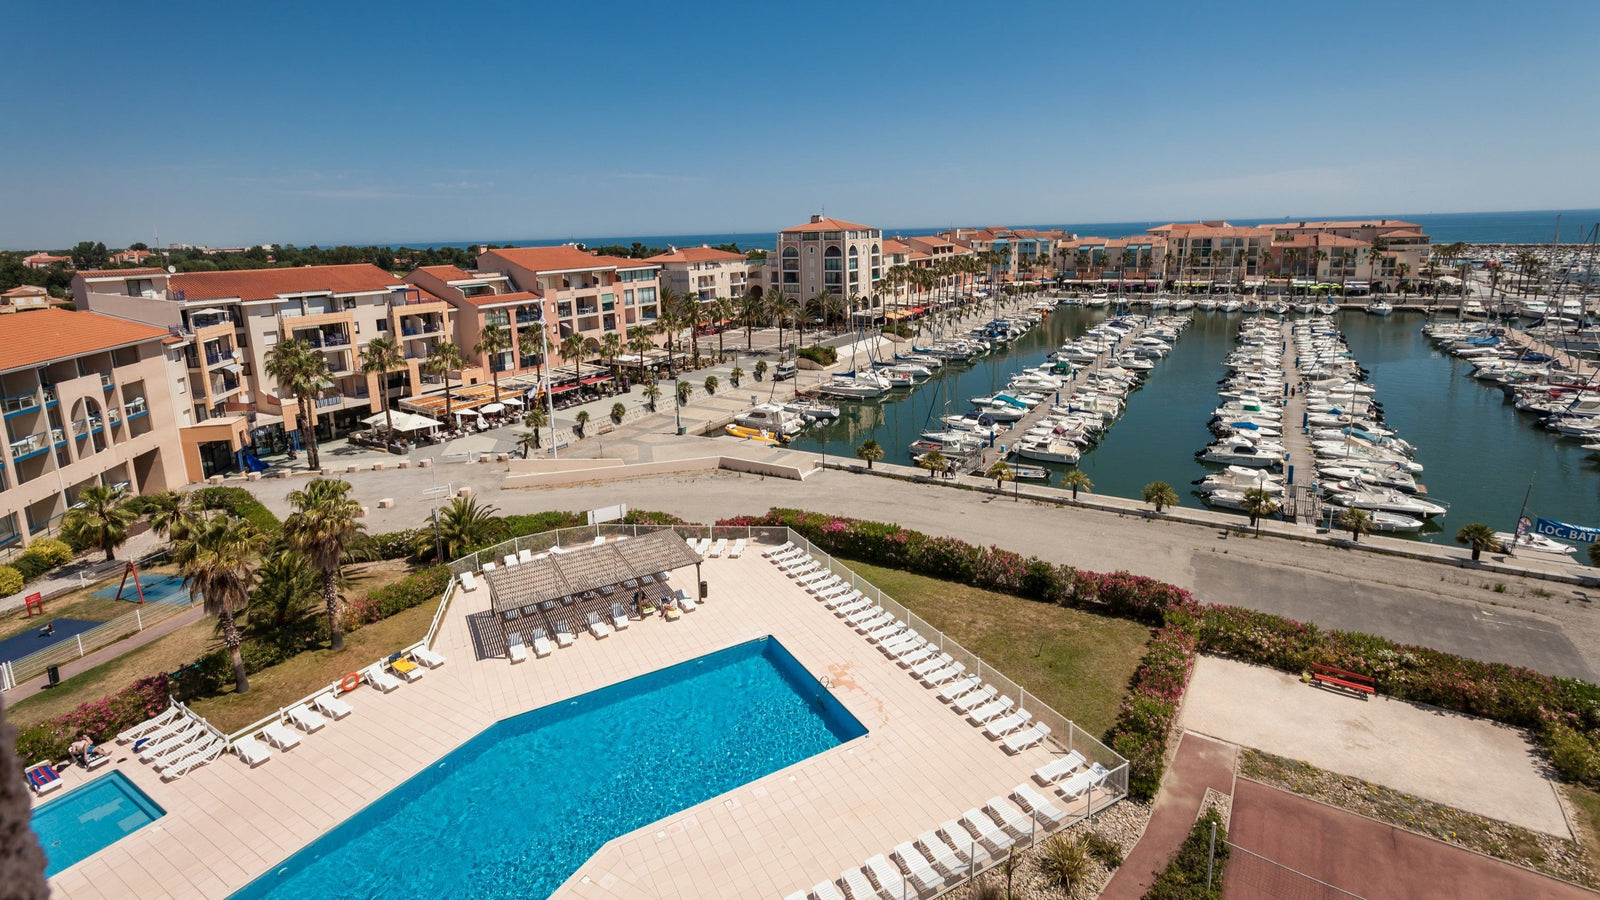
xmin=190 ymin=601 xmax=435 ymax=733
xmin=1570 ymin=785 xmax=1600 ymax=878
xmin=841 ymin=560 xmax=1152 ymax=738
xmin=0 ymin=560 xmax=186 ymax=642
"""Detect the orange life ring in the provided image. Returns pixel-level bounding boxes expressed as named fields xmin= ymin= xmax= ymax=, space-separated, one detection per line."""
xmin=339 ymin=672 xmax=360 ymax=693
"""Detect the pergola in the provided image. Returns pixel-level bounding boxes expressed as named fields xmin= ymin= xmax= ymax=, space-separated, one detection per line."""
xmin=484 ymin=531 xmax=704 ymax=644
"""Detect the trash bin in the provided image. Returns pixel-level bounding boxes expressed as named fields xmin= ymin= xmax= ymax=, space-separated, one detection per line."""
xmin=699 ymin=580 xmax=709 ymax=600
xmin=46 ymin=664 xmax=60 ymax=687
xmin=676 ymin=426 xmax=686 ymax=436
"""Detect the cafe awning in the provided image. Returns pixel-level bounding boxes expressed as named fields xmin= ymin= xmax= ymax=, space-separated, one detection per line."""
xmin=362 ymin=410 xmax=440 ymax=432
xmin=480 ymin=402 xmax=506 ymax=414
xmin=580 ymin=375 xmax=612 ymax=385
xmin=550 ymin=383 xmax=579 ymax=394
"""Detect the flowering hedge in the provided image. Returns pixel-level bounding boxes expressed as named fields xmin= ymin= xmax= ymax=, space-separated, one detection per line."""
xmin=14 ymin=674 xmax=170 ymax=764
xmin=726 ymin=507 xmax=1600 ymax=794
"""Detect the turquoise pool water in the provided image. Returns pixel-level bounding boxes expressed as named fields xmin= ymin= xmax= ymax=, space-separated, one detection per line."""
xmin=230 ymin=636 xmax=865 ymax=899
xmin=31 ymin=771 xmax=166 ymax=877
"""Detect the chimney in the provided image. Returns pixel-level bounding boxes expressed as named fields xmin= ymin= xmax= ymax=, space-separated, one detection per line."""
xmin=810 ymin=214 xmax=824 ymax=224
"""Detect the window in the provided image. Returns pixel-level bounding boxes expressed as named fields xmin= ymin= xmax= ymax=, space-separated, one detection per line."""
xmin=343 ymin=298 xmax=357 ymax=310
xmin=377 ymin=320 xmax=388 ymax=331
xmin=176 ymin=378 xmax=186 ymax=395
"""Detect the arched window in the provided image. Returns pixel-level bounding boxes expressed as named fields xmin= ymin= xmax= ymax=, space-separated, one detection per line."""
xmin=848 ymin=246 xmax=858 ymax=256
xmin=781 ymin=247 xmax=798 ymax=258
xmin=824 ymin=246 xmax=842 ymax=257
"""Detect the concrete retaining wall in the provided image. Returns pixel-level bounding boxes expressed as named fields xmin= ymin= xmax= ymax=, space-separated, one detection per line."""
xmin=502 ymin=454 xmax=808 ymax=489
xmin=505 ymin=457 xmax=625 ymax=475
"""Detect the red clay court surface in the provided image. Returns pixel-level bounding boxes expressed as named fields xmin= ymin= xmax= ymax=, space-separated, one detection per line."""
xmin=1226 ymin=778 xmax=1596 ymax=900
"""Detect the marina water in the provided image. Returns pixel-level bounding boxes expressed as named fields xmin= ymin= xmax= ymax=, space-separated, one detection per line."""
xmin=784 ymin=307 xmax=1599 ymax=545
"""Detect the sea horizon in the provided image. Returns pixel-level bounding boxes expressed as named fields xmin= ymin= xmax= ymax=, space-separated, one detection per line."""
xmin=375 ymin=207 xmax=1600 ymax=254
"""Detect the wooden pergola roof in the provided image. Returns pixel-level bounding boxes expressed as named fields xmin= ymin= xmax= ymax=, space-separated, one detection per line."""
xmin=484 ymin=530 xmax=702 ymax=617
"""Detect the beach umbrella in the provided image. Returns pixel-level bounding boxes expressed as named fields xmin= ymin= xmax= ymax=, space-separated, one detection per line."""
xmin=480 ymin=402 xmax=506 ymax=414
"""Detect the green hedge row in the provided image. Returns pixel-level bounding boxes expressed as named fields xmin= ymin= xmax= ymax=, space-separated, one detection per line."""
xmin=1144 ymin=807 xmax=1228 ymax=900
xmin=797 ymin=345 xmax=838 ymax=366
xmin=193 ymin=486 xmax=281 ymax=532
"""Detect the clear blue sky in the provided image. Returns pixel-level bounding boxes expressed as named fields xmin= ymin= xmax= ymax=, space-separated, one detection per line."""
xmin=5 ymin=0 xmax=1598 ymax=249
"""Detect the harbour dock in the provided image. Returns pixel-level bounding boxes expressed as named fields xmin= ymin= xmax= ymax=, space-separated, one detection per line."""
xmin=1275 ymin=319 xmax=1323 ymax=523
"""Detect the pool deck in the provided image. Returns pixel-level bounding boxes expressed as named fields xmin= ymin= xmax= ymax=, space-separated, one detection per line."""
xmin=43 ymin=542 xmax=1106 ymax=899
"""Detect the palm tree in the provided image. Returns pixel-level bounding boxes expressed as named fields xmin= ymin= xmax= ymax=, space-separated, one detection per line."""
xmin=61 ymin=484 xmax=135 ymax=561
xmin=283 ymin=478 xmax=365 ymax=653
xmin=421 ymin=495 xmax=500 ymax=562
xmin=739 ymin=291 xmax=765 ymax=351
xmin=598 ymin=332 xmax=623 ymax=376
xmin=359 ymin=336 xmax=403 ymax=439
xmin=1141 ymin=481 xmax=1178 ymax=513
xmin=917 ymin=450 xmax=948 ymax=479
xmin=729 ymin=366 xmax=744 ymax=388
xmin=423 ymin=342 xmax=465 ymax=428
xmin=1061 ymin=469 xmax=1092 ymax=500
xmin=245 ymin=550 xmax=319 ymax=643
xmin=987 ymin=459 xmax=1015 ymax=494
xmin=517 ymin=429 xmax=541 ymax=457
xmin=174 ymin=516 xmax=267 ymax=693
xmin=711 ymin=296 xmax=735 ymax=361
xmin=518 ymin=334 xmax=543 ymax=380
xmin=609 ymin=402 xmax=626 ymax=424
xmin=473 ymin=323 xmax=511 ymax=402
xmin=524 ymin=405 xmax=548 ymax=449
xmin=1339 ymin=507 xmax=1372 ymax=542
xmin=855 ymin=438 xmax=883 ymax=470
xmin=573 ymin=410 xmax=590 ymax=437
xmin=1241 ymin=488 xmax=1279 ymax=533
xmin=1455 ymin=522 xmax=1499 ymax=561
xmin=703 ymin=375 xmax=718 ymax=395
xmin=264 ymin=337 xmax=330 ymax=468
xmin=642 ymin=380 xmax=662 ymax=412
xmin=143 ymin=490 xmax=198 ymax=541
xmin=675 ymin=381 xmax=693 ymax=406
xmin=559 ymin=331 xmax=588 ymax=384
xmin=769 ymin=292 xmax=791 ymax=355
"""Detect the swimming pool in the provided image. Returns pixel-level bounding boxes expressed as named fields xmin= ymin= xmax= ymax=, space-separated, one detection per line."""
xmin=31 ymin=771 xmax=166 ymax=877
xmin=230 ymin=636 xmax=865 ymax=899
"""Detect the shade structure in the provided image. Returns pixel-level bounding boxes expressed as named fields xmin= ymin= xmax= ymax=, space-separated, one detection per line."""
xmin=361 ymin=410 xmax=440 ymax=433
xmin=479 ymin=402 xmax=506 ymax=414
xmin=484 ymin=530 xmax=703 ymax=618
xmin=456 ymin=408 xmax=484 ymax=419
xmin=500 ymin=396 xmax=524 ymax=407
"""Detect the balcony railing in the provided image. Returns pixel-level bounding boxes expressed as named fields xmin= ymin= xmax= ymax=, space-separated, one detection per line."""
xmin=205 ymin=348 xmax=235 ymax=365
xmin=99 ymin=373 xmax=115 ymax=391
xmin=1 ymin=391 xmax=40 ymax=417
xmin=213 ymin=376 xmax=241 ymax=395
xmin=124 ymin=397 xmax=148 ymax=418
xmin=9 ymin=431 xmax=49 ymax=459
xmin=315 ymin=395 xmax=342 ymax=409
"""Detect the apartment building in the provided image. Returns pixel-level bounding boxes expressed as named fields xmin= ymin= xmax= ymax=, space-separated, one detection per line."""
xmin=470 ymin=246 xmax=661 ymax=367
xmin=0 ymin=309 xmax=183 ymax=551
xmin=1058 ymin=236 xmax=1169 ymax=289
xmin=1 ymin=285 xmax=52 ymax=313
xmin=770 ymin=216 xmax=884 ymax=304
xmin=73 ymin=264 xmax=453 ymax=474
xmin=644 ymin=246 xmax=749 ymax=305
xmin=403 ymin=265 xmax=545 ymax=377
xmin=1148 ymin=219 xmax=1431 ymax=291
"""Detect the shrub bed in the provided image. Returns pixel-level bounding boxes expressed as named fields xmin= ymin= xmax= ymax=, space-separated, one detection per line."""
xmin=1144 ymin=807 xmax=1228 ymax=899
xmin=0 ymin=565 xmax=21 ymax=595
xmin=14 ymin=674 xmax=171 ymax=763
xmin=193 ymin=486 xmax=281 ymax=532
xmin=797 ymin=345 xmax=838 ymax=366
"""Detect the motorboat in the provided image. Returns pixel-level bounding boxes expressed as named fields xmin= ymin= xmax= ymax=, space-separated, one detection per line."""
xmin=734 ymin=403 xmax=805 ymax=436
xmin=1367 ymin=511 xmax=1424 ymax=533
xmin=1324 ymin=483 xmax=1447 ymax=518
xmin=1316 ymin=302 xmax=1339 ymax=315
xmin=1493 ymin=531 xmax=1575 ymax=555
xmin=818 ymin=370 xmax=892 ymax=398
xmin=1366 ymin=300 xmax=1394 ymax=316
xmin=1013 ymin=437 xmax=1081 ymax=465
xmin=1198 ymin=438 xmax=1285 ymax=468
xmin=724 ymin=424 xmax=786 ymax=444
xmin=783 ymin=398 xmax=839 ymax=421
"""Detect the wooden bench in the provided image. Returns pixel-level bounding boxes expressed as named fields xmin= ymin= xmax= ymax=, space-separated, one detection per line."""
xmin=1311 ymin=663 xmax=1376 ymax=698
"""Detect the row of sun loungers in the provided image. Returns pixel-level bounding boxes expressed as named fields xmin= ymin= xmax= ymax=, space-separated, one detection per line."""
xmin=507 ymin=589 xmax=698 ymax=663
xmin=690 ymin=537 xmax=746 ymax=558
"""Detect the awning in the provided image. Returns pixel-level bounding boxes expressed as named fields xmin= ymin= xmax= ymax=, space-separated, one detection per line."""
xmin=479 ymin=402 xmax=506 ymax=414
xmin=580 ymin=375 xmax=612 ymax=385
xmin=362 ymin=410 xmax=440 ymax=432
xmin=501 ymin=396 xmax=524 ymax=407
xmin=456 ymin=408 xmax=483 ymax=419
xmin=221 ymin=362 xmax=244 ymax=374
xmin=550 ymin=383 xmax=579 ymax=394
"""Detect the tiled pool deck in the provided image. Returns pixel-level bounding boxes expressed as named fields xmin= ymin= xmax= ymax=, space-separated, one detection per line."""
xmin=42 ymin=542 xmax=1118 ymax=899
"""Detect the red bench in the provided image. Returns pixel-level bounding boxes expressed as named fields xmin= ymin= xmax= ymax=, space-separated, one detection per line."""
xmin=1311 ymin=663 xmax=1376 ymax=698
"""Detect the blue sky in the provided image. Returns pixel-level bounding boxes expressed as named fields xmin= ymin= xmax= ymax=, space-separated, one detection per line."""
xmin=5 ymin=0 xmax=1599 ymax=248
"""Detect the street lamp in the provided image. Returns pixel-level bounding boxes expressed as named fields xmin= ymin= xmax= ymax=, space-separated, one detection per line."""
xmin=538 ymin=313 xmax=557 ymax=459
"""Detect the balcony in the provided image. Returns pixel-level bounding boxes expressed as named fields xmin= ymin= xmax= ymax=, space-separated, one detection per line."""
xmin=577 ymin=305 xmax=599 ymax=316
xmin=315 ymin=394 xmax=342 ymax=409
xmin=204 ymin=347 xmax=236 ymax=366
xmin=212 ymin=375 xmax=242 ymax=397
xmin=124 ymin=397 xmax=149 ymax=419
xmin=1 ymin=390 xmax=40 ymax=418
xmin=99 ymin=373 xmax=115 ymax=391
xmin=9 ymin=431 xmax=49 ymax=461
xmin=69 ymin=416 xmax=107 ymax=438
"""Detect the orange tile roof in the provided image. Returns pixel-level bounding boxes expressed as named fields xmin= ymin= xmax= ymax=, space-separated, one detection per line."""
xmin=456 ymin=290 xmax=541 ymax=308
xmin=413 ymin=264 xmax=478 ymax=282
xmin=3 ymin=285 xmax=48 ymax=297
xmin=1279 ymin=219 xmax=1422 ymax=231
xmin=171 ymin=264 xmax=401 ymax=302
xmin=644 ymin=246 xmax=746 ymax=264
xmin=0 ymin=308 xmax=170 ymax=373
xmin=780 ymin=216 xmax=874 ymax=233
xmin=881 ymin=239 xmax=910 ymax=254
xmin=481 ymin=245 xmax=659 ymax=274
xmin=76 ymin=267 xmax=169 ymax=279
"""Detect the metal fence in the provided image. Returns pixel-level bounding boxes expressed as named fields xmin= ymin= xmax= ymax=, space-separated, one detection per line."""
xmin=1 ymin=598 xmax=195 ymax=691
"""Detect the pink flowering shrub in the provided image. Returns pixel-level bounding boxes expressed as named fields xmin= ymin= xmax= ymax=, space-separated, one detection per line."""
xmin=15 ymin=674 xmax=170 ymax=764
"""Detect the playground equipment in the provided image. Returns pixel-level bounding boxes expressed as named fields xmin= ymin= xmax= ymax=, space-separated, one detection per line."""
xmin=113 ymin=562 xmax=147 ymax=604
xmin=23 ymin=593 xmax=44 ymax=618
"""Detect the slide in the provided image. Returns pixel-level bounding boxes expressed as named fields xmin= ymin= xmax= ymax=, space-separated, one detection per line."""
xmin=242 ymin=450 xmax=270 ymax=473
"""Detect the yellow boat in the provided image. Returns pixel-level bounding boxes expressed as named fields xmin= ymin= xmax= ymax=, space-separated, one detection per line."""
xmin=725 ymin=424 xmax=787 ymax=444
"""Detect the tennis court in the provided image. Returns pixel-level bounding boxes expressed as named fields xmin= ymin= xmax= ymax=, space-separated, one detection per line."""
xmin=0 ymin=618 xmax=102 ymax=666
xmin=92 ymin=573 xmax=192 ymax=606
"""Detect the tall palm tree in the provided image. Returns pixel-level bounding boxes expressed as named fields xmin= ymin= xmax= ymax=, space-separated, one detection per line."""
xmin=61 ymin=484 xmax=135 ymax=561
xmin=359 ymin=336 xmax=403 ymax=438
xmin=769 ymin=291 xmax=791 ymax=356
xmin=423 ymin=342 xmax=465 ymax=428
xmin=419 ymin=495 xmax=500 ymax=562
xmin=1455 ymin=522 xmax=1499 ymax=561
xmin=559 ymin=331 xmax=588 ymax=385
xmin=739 ymin=291 xmax=765 ymax=351
xmin=1061 ymin=469 xmax=1092 ymax=500
xmin=174 ymin=516 xmax=267 ymax=693
xmin=1339 ymin=507 xmax=1372 ymax=542
xmin=265 ymin=337 xmax=330 ymax=468
xmin=245 ymin=550 xmax=319 ymax=643
xmin=1241 ymin=488 xmax=1279 ymax=533
xmin=711 ymin=296 xmax=735 ymax=361
xmin=473 ymin=322 xmax=511 ymax=402
xmin=283 ymin=478 xmax=365 ymax=652
xmin=143 ymin=490 xmax=199 ymax=541
xmin=599 ymin=332 xmax=623 ymax=376
xmin=1141 ymin=481 xmax=1178 ymax=513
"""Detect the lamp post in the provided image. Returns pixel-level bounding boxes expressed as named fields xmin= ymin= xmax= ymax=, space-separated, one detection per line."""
xmin=539 ymin=314 xmax=557 ymax=459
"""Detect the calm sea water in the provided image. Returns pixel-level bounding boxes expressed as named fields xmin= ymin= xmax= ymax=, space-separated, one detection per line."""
xmin=404 ymin=208 xmax=1600 ymax=253
xmin=785 ymin=307 xmax=1600 ymax=544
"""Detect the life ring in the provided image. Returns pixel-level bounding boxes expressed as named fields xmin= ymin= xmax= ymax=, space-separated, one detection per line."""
xmin=339 ymin=672 xmax=360 ymax=693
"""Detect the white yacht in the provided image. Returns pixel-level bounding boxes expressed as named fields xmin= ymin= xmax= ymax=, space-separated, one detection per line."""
xmin=734 ymin=403 xmax=805 ymax=436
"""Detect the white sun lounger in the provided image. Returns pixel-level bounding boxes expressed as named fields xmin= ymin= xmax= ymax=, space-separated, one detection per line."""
xmin=809 ymin=880 xmax=846 ymax=900
xmin=548 ymin=545 xmax=570 ymax=555
xmin=784 ymin=892 xmax=807 ymax=900
xmin=458 ymin=571 xmax=478 ymax=591
xmin=261 ymin=722 xmax=301 ymax=750
xmin=961 ymin=808 xmax=1016 ymax=853
xmin=135 ymin=714 xmax=192 ymax=750
xmin=986 ymin=797 xmax=1036 ymax=839
xmin=507 ymin=632 xmax=528 ymax=664
xmin=530 ymin=627 xmax=554 ymax=658
xmin=881 ymin=630 xmax=922 ymax=655
xmin=503 ymin=554 xmax=519 ymax=568
xmin=865 ymin=620 xmax=905 ymax=644
xmin=233 ymin=735 xmax=272 ymax=767
xmin=917 ymin=830 xmax=965 ymax=877
xmin=554 ymin=621 xmax=576 ymax=648
xmin=162 ymin=737 xmax=224 ymax=779
xmin=854 ymin=611 xmax=894 ymax=634
xmin=777 ymin=554 xmax=814 ymax=572
xmin=796 ymin=568 xmax=833 ymax=587
xmin=806 ymin=574 xmax=842 ymax=594
xmin=586 ymin=612 xmax=612 ymax=639
xmin=518 ymin=548 xmax=534 ymax=563
xmin=141 ymin=724 xmax=203 ymax=763
xmin=610 ymin=603 xmax=630 ymax=630
xmin=481 ymin=561 xmax=495 ymax=571
xmin=864 ymin=854 xmax=907 ymax=898
xmin=1058 ymin=763 xmax=1110 ymax=802
xmin=897 ymin=644 xmax=939 ymax=669
xmin=312 ymin=691 xmax=353 ymax=720
xmin=1003 ymin=722 xmax=1052 ymax=754
xmin=968 ymin=696 xmax=1015 ymax=724
xmin=910 ymin=653 xmax=955 ymax=678
xmin=844 ymin=604 xmax=882 ymax=627
xmin=709 ymin=538 xmax=727 ymax=557
xmin=1034 ymin=751 xmax=1087 ymax=785
xmin=364 ymin=663 xmax=404 ymax=692
xmin=832 ymin=594 xmax=869 ymax=614
xmin=813 ymin=580 xmax=848 ymax=599
xmin=728 ymin=539 xmax=745 ymax=558
xmin=1012 ymin=783 xmax=1070 ymax=828
xmin=118 ymin=705 xmax=182 ymax=744
xmin=410 ymin=645 xmax=446 ymax=668
xmin=922 ymin=661 xmax=966 ymax=686
xmin=950 ymin=684 xmax=999 ymax=713
xmin=763 ymin=541 xmax=795 ymax=557
xmin=590 ymin=535 xmax=605 ymax=547
xmin=891 ymin=843 xmax=945 ymax=894
xmin=938 ymin=673 xmax=984 ymax=703
xmin=983 ymin=710 xmax=1033 ymax=739
xmin=838 ymin=867 xmax=875 ymax=900
xmin=672 ymin=588 xmax=698 ymax=612
xmin=286 ymin=704 xmax=329 ymax=733
xmin=786 ymin=562 xmax=822 ymax=580
xmin=938 ymin=820 xmax=985 ymax=866
xmin=693 ymin=538 xmax=711 ymax=554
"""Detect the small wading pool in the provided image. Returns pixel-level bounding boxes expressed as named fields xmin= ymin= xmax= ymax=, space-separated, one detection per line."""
xmin=231 ymin=635 xmax=866 ymax=899
xmin=32 ymin=771 xmax=166 ymax=877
